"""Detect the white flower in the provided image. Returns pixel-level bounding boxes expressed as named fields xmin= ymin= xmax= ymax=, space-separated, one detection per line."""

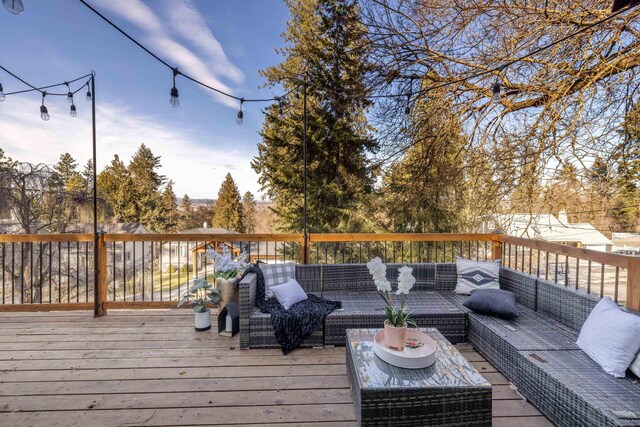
xmin=396 ymin=265 xmax=416 ymax=295
xmin=367 ymin=257 xmax=392 ymax=292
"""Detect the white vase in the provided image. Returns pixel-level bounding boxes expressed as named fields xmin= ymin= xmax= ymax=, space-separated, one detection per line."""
xmin=194 ymin=308 xmax=211 ymax=331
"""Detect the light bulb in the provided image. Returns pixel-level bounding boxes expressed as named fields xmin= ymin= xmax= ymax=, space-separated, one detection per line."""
xmin=86 ymin=89 xmax=92 ymax=102
xmin=3 ymin=0 xmax=24 ymax=15
xmin=70 ymin=104 xmax=77 ymax=117
xmin=0 ymin=83 xmax=5 ymax=102
xmin=404 ymin=105 xmax=410 ymax=116
xmin=491 ymin=82 xmax=501 ymax=105
xmin=67 ymin=92 xmax=73 ymax=104
xmin=236 ymin=110 xmax=244 ymax=125
xmin=40 ymin=105 xmax=50 ymax=121
xmin=170 ymin=86 xmax=179 ymax=108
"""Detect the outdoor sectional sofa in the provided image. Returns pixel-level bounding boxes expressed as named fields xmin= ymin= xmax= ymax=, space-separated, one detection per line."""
xmin=239 ymin=263 xmax=640 ymax=427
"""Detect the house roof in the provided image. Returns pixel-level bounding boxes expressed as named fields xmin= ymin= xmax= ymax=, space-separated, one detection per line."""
xmin=179 ymin=227 xmax=232 ymax=234
xmin=490 ymin=213 xmax=613 ymax=247
xmin=66 ymin=223 xmax=151 ymax=234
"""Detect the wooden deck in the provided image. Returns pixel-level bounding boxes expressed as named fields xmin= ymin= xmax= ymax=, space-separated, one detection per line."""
xmin=0 ymin=310 xmax=553 ymax=426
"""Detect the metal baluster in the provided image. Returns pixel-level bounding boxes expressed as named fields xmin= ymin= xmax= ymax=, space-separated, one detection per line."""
xmin=554 ymin=253 xmax=559 ymax=283
xmin=122 ymin=242 xmax=127 ymax=301
xmin=57 ymin=242 xmax=61 ymax=304
xmin=564 ymin=255 xmax=569 ymax=287
xmin=528 ymin=247 xmax=532 ymax=274
xmin=587 ymin=260 xmax=592 ymax=294
xmin=614 ymin=267 xmax=620 ymax=302
xmin=545 ymin=251 xmax=549 ymax=280
xmin=600 ymin=264 xmax=605 ymax=298
xmin=39 ymin=242 xmax=43 ymax=304
xmin=575 ymin=258 xmax=580 ymax=290
xmin=30 ymin=243 xmax=33 ymax=303
xmin=112 ymin=242 xmax=116 ymax=301
xmin=133 ymin=241 xmax=137 ymax=301
xmin=85 ymin=242 xmax=89 ymax=302
xmin=536 ymin=249 xmax=541 ymax=277
xmin=150 ymin=242 xmax=154 ymax=302
xmin=76 ymin=241 xmax=80 ymax=303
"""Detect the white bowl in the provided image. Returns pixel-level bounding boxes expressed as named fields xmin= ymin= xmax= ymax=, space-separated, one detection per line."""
xmin=373 ymin=329 xmax=437 ymax=369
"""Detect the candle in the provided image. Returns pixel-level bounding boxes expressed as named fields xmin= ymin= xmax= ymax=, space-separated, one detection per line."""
xmin=225 ymin=313 xmax=232 ymax=332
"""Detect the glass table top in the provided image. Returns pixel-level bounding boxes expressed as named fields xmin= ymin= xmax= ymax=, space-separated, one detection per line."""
xmin=347 ymin=328 xmax=491 ymax=390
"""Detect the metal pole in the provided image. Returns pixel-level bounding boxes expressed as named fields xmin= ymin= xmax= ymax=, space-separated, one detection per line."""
xmin=91 ymin=74 xmax=99 ymax=317
xmin=302 ymin=80 xmax=308 ymax=257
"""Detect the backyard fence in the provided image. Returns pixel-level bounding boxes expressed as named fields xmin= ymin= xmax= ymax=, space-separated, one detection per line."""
xmin=0 ymin=233 xmax=638 ymax=314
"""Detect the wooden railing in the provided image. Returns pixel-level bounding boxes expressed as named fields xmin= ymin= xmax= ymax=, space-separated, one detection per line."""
xmin=0 ymin=232 xmax=638 ymax=314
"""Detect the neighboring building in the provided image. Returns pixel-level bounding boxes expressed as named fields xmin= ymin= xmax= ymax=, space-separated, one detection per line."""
xmin=612 ymin=232 xmax=640 ymax=255
xmin=483 ymin=211 xmax=613 ymax=252
xmin=160 ymin=226 xmax=234 ymax=272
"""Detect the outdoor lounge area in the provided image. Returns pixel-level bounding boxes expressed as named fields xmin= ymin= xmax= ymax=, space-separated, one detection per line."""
xmin=0 ymin=232 xmax=639 ymax=426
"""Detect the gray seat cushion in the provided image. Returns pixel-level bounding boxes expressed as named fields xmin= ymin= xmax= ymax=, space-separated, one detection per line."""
xmin=322 ymin=290 xmax=466 ymax=345
xmin=520 ymin=350 xmax=640 ymax=426
xmin=468 ymin=304 xmax=579 ymax=382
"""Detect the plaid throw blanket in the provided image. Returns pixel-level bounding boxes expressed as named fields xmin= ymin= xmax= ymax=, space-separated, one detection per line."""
xmin=240 ymin=265 xmax=341 ymax=354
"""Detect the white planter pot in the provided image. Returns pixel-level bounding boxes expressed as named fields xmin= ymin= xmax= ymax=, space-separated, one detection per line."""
xmin=194 ymin=309 xmax=211 ymax=331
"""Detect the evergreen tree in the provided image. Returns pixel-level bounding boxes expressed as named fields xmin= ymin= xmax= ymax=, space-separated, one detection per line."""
xmin=53 ymin=153 xmax=83 ymax=194
xmin=178 ymin=194 xmax=193 ymax=230
xmin=97 ymin=154 xmax=138 ymax=223
xmin=252 ymin=0 xmax=375 ymax=232
xmin=161 ymin=180 xmax=179 ymax=232
xmin=613 ymin=107 xmax=640 ymax=230
xmin=212 ymin=173 xmax=245 ymax=232
xmin=242 ymin=191 xmax=257 ymax=233
xmin=127 ymin=144 xmax=167 ymax=231
xmin=82 ymin=159 xmax=94 ymax=195
xmin=380 ymin=95 xmax=468 ymax=232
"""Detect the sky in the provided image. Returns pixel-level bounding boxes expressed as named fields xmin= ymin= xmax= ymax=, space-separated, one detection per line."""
xmin=0 ymin=0 xmax=290 ymax=199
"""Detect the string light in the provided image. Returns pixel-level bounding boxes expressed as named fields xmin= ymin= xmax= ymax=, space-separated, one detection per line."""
xmin=170 ymin=68 xmax=180 ymax=108
xmin=491 ymin=79 xmax=501 ymax=105
xmin=236 ymin=98 xmax=244 ymax=125
xmin=0 ymin=83 xmax=5 ymax=102
xmin=2 ymin=0 xmax=24 ymax=15
xmin=65 ymin=82 xmax=74 ymax=104
xmin=40 ymin=92 xmax=50 ymax=121
xmin=70 ymin=103 xmax=77 ymax=117
xmin=86 ymin=86 xmax=92 ymax=102
xmin=404 ymin=94 xmax=411 ymax=116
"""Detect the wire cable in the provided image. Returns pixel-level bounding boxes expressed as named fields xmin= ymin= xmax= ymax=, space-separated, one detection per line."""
xmin=77 ymin=0 xmax=295 ymax=104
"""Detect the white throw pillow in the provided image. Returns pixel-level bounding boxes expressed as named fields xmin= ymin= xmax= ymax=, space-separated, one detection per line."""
xmin=260 ymin=262 xmax=295 ymax=299
xmin=454 ymin=257 xmax=500 ymax=295
xmin=270 ymin=278 xmax=308 ymax=310
xmin=631 ymin=351 xmax=640 ymax=379
xmin=577 ymin=297 xmax=640 ymax=377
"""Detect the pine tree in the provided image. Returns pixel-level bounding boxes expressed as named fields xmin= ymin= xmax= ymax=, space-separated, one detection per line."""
xmin=178 ymin=194 xmax=193 ymax=230
xmin=53 ymin=153 xmax=83 ymax=194
xmin=127 ymin=144 xmax=167 ymax=231
xmin=161 ymin=180 xmax=179 ymax=232
xmin=252 ymin=0 xmax=375 ymax=232
xmin=242 ymin=191 xmax=257 ymax=233
xmin=82 ymin=159 xmax=94 ymax=195
xmin=380 ymin=95 xmax=468 ymax=232
xmin=613 ymin=107 xmax=640 ymax=230
xmin=97 ymin=155 xmax=138 ymax=223
xmin=212 ymin=173 xmax=245 ymax=232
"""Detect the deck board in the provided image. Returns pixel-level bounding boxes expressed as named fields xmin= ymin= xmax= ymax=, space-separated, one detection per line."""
xmin=0 ymin=310 xmax=553 ymax=426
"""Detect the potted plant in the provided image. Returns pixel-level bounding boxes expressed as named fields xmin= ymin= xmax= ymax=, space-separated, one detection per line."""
xmin=366 ymin=257 xmax=416 ymax=350
xmin=205 ymin=244 xmax=249 ymax=310
xmin=177 ymin=279 xmax=221 ymax=331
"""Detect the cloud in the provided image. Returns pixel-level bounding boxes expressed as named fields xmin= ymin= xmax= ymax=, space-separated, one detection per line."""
xmin=0 ymin=97 xmax=262 ymax=199
xmin=163 ymin=0 xmax=244 ymax=85
xmin=91 ymin=0 xmax=242 ymax=108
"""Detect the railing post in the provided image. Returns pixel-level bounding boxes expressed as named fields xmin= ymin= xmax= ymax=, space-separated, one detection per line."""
xmin=626 ymin=257 xmax=640 ymax=311
xmin=95 ymin=232 xmax=107 ymax=317
xmin=302 ymin=234 xmax=310 ymax=264
xmin=491 ymin=234 xmax=503 ymax=261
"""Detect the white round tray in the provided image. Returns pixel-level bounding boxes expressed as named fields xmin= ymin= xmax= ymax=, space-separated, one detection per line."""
xmin=373 ymin=329 xmax=437 ymax=369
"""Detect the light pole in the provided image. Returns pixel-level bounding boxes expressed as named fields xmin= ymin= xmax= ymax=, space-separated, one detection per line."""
xmin=90 ymin=73 xmax=100 ymax=317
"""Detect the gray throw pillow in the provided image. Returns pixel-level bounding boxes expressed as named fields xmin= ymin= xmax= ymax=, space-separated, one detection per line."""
xmin=455 ymin=257 xmax=500 ymax=295
xmin=463 ymin=289 xmax=519 ymax=319
xmin=270 ymin=278 xmax=308 ymax=310
xmin=260 ymin=262 xmax=295 ymax=299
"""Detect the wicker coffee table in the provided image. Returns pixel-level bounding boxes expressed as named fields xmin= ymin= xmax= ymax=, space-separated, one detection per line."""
xmin=346 ymin=328 xmax=492 ymax=426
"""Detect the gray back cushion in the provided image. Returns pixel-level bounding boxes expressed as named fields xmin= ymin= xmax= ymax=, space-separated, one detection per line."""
xmin=321 ymin=263 xmax=374 ymax=292
xmin=536 ymin=278 xmax=600 ymax=331
xmin=435 ymin=263 xmax=457 ymax=291
xmin=499 ymin=267 xmax=537 ymax=310
xmin=386 ymin=263 xmax=436 ymax=291
xmin=294 ymin=264 xmax=322 ymax=293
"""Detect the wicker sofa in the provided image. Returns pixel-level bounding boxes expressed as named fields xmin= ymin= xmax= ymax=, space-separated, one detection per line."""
xmin=239 ymin=263 xmax=640 ymax=427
